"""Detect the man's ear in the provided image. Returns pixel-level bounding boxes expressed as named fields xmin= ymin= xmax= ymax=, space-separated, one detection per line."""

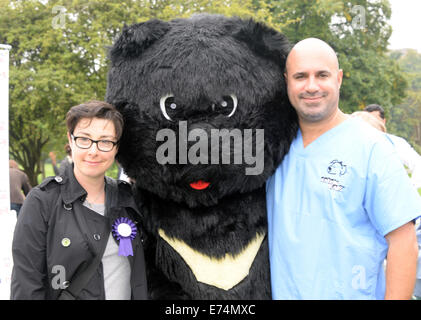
xmin=337 ymin=69 xmax=343 ymax=88
xmin=109 ymin=19 xmax=170 ymax=64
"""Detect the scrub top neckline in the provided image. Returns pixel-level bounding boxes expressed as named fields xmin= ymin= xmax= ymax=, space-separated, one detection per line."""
xmin=294 ymin=116 xmax=355 ymax=156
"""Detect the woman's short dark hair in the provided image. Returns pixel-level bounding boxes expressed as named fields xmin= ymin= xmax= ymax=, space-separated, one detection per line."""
xmin=66 ymin=100 xmax=124 ymax=140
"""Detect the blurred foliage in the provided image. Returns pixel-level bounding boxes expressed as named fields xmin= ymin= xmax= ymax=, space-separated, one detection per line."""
xmin=0 ymin=0 xmax=412 ymax=184
xmin=273 ymin=0 xmax=406 ymax=113
xmin=388 ymin=49 xmax=421 ymax=153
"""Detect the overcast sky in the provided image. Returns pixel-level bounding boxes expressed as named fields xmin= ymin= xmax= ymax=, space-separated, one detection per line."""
xmin=388 ymin=0 xmax=421 ymax=52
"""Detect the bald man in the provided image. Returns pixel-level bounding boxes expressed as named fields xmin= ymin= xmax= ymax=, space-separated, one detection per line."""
xmin=266 ymin=38 xmax=421 ymax=299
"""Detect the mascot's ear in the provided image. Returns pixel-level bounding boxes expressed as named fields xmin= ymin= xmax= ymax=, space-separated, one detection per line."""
xmin=110 ymin=19 xmax=170 ymax=62
xmin=112 ymin=100 xmax=129 ymax=114
xmin=229 ymin=18 xmax=291 ymax=70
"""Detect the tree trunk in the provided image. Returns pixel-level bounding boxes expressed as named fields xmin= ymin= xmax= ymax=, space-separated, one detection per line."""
xmin=9 ymin=130 xmax=49 ymax=187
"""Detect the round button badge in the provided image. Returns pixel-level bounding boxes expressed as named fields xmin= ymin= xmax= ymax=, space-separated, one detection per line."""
xmin=61 ymin=238 xmax=71 ymax=247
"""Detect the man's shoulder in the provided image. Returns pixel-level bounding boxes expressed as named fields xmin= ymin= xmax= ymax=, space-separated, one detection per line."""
xmin=346 ymin=117 xmax=381 ymax=135
xmin=346 ymin=118 xmax=392 ymax=147
xmin=386 ymin=133 xmax=411 ymax=147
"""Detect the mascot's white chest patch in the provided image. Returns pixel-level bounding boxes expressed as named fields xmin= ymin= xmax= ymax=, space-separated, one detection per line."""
xmin=158 ymin=229 xmax=265 ymax=291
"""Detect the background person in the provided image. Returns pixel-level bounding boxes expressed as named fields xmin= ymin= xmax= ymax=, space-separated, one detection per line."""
xmin=11 ymin=101 xmax=147 ymax=300
xmin=350 ymin=111 xmax=386 ymax=133
xmin=267 ymin=38 xmax=421 ymax=300
xmin=49 ymin=143 xmax=73 ymax=176
xmin=364 ymin=104 xmax=386 ymax=124
xmin=354 ymin=109 xmax=421 ymax=300
xmin=364 ymin=104 xmax=421 ymax=190
xmin=416 ymin=225 xmax=421 ymax=299
xmin=9 ymin=160 xmax=32 ymax=217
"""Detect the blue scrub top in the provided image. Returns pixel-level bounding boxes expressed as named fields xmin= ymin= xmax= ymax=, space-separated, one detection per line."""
xmin=267 ymin=118 xmax=421 ymax=299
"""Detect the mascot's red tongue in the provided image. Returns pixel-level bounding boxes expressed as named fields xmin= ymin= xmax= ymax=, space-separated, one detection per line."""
xmin=190 ymin=180 xmax=210 ymax=190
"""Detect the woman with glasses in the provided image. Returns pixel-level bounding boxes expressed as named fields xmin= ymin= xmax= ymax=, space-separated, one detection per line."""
xmin=11 ymin=101 xmax=147 ymax=300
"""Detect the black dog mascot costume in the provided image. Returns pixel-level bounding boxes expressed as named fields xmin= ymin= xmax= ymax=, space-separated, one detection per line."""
xmin=106 ymin=14 xmax=297 ymax=299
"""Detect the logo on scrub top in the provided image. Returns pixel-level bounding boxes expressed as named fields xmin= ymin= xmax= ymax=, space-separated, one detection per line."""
xmin=320 ymin=159 xmax=347 ymax=191
xmin=327 ymin=160 xmax=347 ymax=176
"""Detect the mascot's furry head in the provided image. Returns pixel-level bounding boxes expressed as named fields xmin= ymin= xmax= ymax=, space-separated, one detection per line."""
xmin=107 ymin=14 xmax=297 ymax=208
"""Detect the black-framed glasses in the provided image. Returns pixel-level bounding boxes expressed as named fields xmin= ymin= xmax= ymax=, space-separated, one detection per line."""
xmin=71 ymin=134 xmax=118 ymax=152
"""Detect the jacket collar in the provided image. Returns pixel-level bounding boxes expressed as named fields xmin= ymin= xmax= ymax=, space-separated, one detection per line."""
xmin=59 ymin=162 xmax=140 ymax=216
xmin=60 ymin=163 xmax=88 ymax=205
xmin=115 ymin=180 xmax=141 ymax=216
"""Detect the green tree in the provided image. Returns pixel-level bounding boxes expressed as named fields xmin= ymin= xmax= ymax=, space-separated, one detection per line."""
xmin=1 ymin=0 xmax=82 ymax=185
xmin=264 ymin=0 xmax=407 ymax=113
xmin=388 ymin=49 xmax=421 ymax=152
xmin=330 ymin=0 xmax=407 ymax=113
xmin=1 ymin=0 xmax=149 ymax=185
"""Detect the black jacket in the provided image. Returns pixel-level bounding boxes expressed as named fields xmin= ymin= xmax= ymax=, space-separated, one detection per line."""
xmin=11 ymin=165 xmax=148 ymax=300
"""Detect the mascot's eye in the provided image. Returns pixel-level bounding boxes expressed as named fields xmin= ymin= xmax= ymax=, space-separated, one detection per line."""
xmin=218 ymin=94 xmax=238 ymax=117
xmin=160 ymin=94 xmax=177 ymax=121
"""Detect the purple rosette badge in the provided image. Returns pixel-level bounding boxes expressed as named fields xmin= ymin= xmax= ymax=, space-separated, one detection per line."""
xmin=112 ymin=217 xmax=137 ymax=256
